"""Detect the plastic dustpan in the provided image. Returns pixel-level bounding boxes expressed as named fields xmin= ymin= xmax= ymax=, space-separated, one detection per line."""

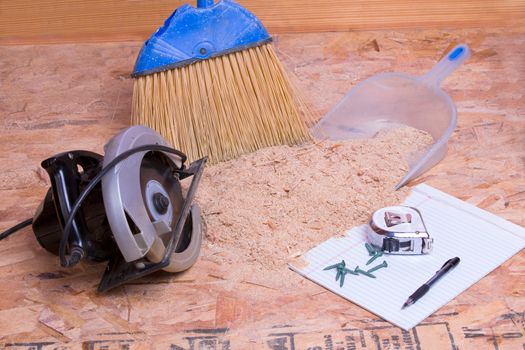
xmin=312 ymin=44 xmax=471 ymax=189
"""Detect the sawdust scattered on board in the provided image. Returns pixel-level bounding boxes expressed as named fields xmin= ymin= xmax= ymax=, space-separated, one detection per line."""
xmin=196 ymin=127 xmax=433 ymax=287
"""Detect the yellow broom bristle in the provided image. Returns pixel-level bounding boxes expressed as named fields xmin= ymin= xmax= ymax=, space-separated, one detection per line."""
xmin=132 ymin=43 xmax=313 ymax=164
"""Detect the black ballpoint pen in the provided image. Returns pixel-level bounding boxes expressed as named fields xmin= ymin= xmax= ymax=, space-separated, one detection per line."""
xmin=402 ymin=257 xmax=461 ymax=309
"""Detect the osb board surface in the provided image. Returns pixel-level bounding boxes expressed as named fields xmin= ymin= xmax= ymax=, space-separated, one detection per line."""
xmin=0 ymin=26 xmax=524 ymax=349
xmin=1 ymin=0 xmax=525 ymax=44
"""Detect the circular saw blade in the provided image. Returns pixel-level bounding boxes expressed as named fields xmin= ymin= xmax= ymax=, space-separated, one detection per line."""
xmin=140 ymin=151 xmax=182 ymax=229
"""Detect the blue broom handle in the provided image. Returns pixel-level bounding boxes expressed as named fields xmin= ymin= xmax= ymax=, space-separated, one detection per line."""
xmin=197 ymin=0 xmax=214 ymax=8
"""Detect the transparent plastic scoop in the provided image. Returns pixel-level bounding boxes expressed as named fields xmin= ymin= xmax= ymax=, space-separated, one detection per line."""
xmin=312 ymin=44 xmax=471 ymax=189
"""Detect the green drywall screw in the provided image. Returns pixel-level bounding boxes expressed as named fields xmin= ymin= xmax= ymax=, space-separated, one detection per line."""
xmin=365 ymin=243 xmax=376 ymax=256
xmin=323 ymin=260 xmax=345 ymax=271
xmin=367 ymin=260 xmax=388 ymax=274
xmin=339 ymin=266 xmax=358 ymax=287
xmin=366 ymin=254 xmax=379 ymax=265
xmin=344 ymin=268 xmax=358 ymax=275
xmin=355 ymin=266 xmax=376 ymax=278
xmin=336 ymin=268 xmax=342 ymax=282
xmin=326 ymin=260 xmax=345 ymax=282
xmin=366 ymin=250 xmax=383 ymax=265
xmin=339 ymin=271 xmax=346 ymax=287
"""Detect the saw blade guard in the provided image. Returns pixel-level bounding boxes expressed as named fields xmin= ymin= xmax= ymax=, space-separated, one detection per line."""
xmin=146 ymin=204 xmax=203 ymax=272
xmin=101 ymin=126 xmax=201 ymax=272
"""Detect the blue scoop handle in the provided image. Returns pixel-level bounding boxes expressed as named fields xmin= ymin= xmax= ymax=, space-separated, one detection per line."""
xmin=421 ymin=44 xmax=471 ymax=86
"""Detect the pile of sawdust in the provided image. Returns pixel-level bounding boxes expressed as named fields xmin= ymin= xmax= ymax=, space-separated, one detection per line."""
xmin=196 ymin=127 xmax=433 ymax=286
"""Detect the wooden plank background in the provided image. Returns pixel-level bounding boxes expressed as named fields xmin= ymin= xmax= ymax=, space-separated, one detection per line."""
xmin=1 ymin=0 xmax=525 ymax=44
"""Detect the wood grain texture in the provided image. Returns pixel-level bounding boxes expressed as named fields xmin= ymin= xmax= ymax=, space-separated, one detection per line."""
xmin=1 ymin=0 xmax=525 ymax=44
xmin=0 ymin=26 xmax=524 ymax=348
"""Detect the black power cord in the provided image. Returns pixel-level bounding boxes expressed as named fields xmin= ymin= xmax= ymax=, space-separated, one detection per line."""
xmin=0 ymin=144 xmax=187 ymax=269
xmin=0 ymin=218 xmax=33 ymax=241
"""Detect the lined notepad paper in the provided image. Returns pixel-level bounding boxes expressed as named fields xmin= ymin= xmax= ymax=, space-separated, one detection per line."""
xmin=289 ymin=184 xmax=525 ymax=330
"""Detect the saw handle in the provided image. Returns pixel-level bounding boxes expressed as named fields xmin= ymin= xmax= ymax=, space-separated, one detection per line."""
xmin=40 ymin=151 xmax=103 ymax=266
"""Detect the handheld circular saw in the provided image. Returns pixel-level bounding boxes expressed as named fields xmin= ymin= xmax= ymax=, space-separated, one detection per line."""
xmin=29 ymin=126 xmax=207 ymax=291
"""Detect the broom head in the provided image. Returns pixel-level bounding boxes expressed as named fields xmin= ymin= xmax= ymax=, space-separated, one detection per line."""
xmin=132 ymin=0 xmax=311 ymax=163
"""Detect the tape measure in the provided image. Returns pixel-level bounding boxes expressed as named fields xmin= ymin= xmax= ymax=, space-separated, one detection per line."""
xmin=367 ymin=206 xmax=433 ymax=255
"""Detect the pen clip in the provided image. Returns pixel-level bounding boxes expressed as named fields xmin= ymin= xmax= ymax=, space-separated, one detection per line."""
xmin=440 ymin=257 xmax=460 ymax=270
xmin=440 ymin=258 xmax=453 ymax=269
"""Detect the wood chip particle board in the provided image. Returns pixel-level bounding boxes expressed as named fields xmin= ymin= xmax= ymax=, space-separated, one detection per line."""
xmin=196 ymin=127 xmax=433 ymax=288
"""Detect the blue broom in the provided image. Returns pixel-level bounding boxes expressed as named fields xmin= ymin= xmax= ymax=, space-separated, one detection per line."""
xmin=131 ymin=0 xmax=311 ymax=163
